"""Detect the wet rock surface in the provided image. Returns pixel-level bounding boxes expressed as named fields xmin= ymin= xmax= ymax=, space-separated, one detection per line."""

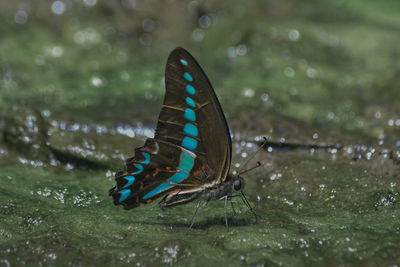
xmin=1 ymin=0 xmax=400 ymax=265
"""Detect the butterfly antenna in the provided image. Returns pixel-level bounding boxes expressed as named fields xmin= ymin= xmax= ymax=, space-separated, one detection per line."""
xmin=237 ymin=137 xmax=268 ymax=174
xmin=238 ymin=161 xmax=262 ymax=176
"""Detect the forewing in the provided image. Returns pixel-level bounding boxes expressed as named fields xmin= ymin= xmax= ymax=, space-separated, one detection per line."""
xmin=155 ymin=47 xmax=232 ymax=181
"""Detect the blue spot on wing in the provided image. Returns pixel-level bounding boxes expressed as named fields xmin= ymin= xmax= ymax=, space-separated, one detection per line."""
xmin=143 ymin=183 xmax=173 ymax=200
xmin=143 ymin=171 xmax=191 ymax=200
xmin=168 ymin=171 xmax=189 ymax=183
xmin=183 ymin=123 xmax=198 ymax=137
xmin=184 ymin=72 xmax=193 ymax=82
xmin=185 ymin=97 xmax=196 ymax=108
xmin=119 ymin=189 xmax=131 ymax=202
xmin=142 ymin=152 xmax=194 ymax=200
xmin=182 ymin=136 xmax=198 ymax=150
xmin=180 ymin=59 xmax=188 ymax=65
xmin=179 ymin=151 xmax=195 ymax=172
xmin=184 ymin=108 xmax=196 ymax=122
xmin=141 ymin=152 xmax=150 ymax=164
xmin=132 ymin=163 xmax=143 ymax=175
xmin=186 ymin=85 xmax=196 ymax=95
xmin=123 ymin=176 xmax=135 ymax=188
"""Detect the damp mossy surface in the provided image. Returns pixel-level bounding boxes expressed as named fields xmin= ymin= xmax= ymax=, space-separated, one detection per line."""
xmin=1 ymin=0 xmax=400 ymax=266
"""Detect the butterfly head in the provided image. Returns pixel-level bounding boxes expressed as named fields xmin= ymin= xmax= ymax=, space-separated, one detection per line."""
xmin=232 ymin=175 xmax=245 ymax=191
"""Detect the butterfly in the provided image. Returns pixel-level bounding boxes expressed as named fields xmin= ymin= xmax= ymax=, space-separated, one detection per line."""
xmin=109 ymin=47 xmax=258 ymax=226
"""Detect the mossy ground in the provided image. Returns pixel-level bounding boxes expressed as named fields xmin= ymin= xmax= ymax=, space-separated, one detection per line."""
xmin=1 ymin=0 xmax=399 ymax=265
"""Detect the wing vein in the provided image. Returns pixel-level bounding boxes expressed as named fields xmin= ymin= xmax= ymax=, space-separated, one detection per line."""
xmin=162 ymin=105 xmax=185 ymax=112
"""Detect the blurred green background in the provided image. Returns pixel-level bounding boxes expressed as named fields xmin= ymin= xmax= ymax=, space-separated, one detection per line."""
xmin=1 ymin=0 xmax=400 ymax=266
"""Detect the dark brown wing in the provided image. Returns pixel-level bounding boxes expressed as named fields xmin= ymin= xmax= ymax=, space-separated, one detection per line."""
xmin=156 ymin=47 xmax=232 ymax=181
xmin=109 ymin=138 xmax=207 ymax=209
xmin=109 ymin=47 xmax=231 ymax=209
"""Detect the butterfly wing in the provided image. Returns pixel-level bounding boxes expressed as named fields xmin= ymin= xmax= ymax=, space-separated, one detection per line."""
xmin=109 ymin=138 xmax=208 ymax=209
xmin=157 ymin=47 xmax=232 ymax=180
xmin=109 ymin=47 xmax=232 ymax=209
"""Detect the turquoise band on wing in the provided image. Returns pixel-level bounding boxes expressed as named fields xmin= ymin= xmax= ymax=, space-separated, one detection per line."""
xmin=142 ymin=152 xmax=195 ymax=200
xmin=179 ymin=151 xmax=195 ymax=172
xmin=143 ymin=170 xmax=191 ymax=200
xmin=184 ymin=72 xmax=193 ymax=82
xmin=184 ymin=108 xmax=196 ymax=122
xmin=182 ymin=136 xmax=198 ymax=150
xmin=141 ymin=152 xmax=150 ymax=164
xmin=168 ymin=171 xmax=189 ymax=183
xmin=183 ymin=123 xmax=198 ymax=137
xmin=143 ymin=182 xmax=173 ymax=200
xmin=142 ymin=62 xmax=200 ymax=201
xmin=132 ymin=163 xmax=143 ymax=175
xmin=185 ymin=97 xmax=196 ymax=108
xmin=119 ymin=189 xmax=131 ymax=202
xmin=186 ymin=85 xmax=196 ymax=95
xmin=123 ymin=176 xmax=135 ymax=188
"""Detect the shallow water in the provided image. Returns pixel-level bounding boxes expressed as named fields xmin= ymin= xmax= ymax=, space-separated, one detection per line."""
xmin=1 ymin=0 xmax=400 ymax=266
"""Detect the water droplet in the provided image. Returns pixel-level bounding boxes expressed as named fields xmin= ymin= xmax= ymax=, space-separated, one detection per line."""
xmin=83 ymin=0 xmax=97 ymax=7
xmin=227 ymin=47 xmax=236 ymax=58
xmin=306 ymin=68 xmax=317 ymax=78
xmin=91 ymin=76 xmax=103 ymax=87
xmin=198 ymin=15 xmax=211 ymax=28
xmin=243 ymin=88 xmax=255 ymax=97
xmin=51 ymin=46 xmax=63 ymax=57
xmin=143 ymin=18 xmax=157 ymax=32
xmin=348 ymin=247 xmax=356 ymax=252
xmin=192 ymin=29 xmax=204 ymax=41
xmin=288 ymin=29 xmax=301 ymax=41
xmin=260 ymin=93 xmax=269 ymax=102
xmin=51 ymin=1 xmax=66 ymax=15
xmin=284 ymin=67 xmax=295 ymax=77
xmin=121 ymin=0 xmax=136 ymax=9
xmin=15 ymin=10 xmax=28 ymax=24
xmin=236 ymin=44 xmax=247 ymax=56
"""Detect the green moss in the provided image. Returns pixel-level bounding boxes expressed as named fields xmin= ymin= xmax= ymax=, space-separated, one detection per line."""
xmin=1 ymin=0 xmax=400 ymax=265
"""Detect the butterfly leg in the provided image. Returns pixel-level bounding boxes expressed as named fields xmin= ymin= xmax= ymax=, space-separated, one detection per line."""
xmin=223 ymin=195 xmax=229 ymax=229
xmin=229 ymin=197 xmax=237 ymax=216
xmin=229 ymin=197 xmax=243 ymax=216
xmin=240 ymin=191 xmax=258 ymax=223
xmin=189 ymin=200 xmax=202 ymax=229
xmin=228 ymin=195 xmax=243 ymax=214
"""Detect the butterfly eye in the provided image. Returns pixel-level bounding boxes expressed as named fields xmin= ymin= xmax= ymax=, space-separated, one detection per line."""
xmin=233 ymin=179 xmax=242 ymax=191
